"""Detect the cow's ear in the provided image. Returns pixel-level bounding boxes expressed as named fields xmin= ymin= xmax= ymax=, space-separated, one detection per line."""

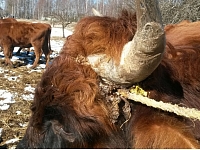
xmin=51 ymin=120 xmax=76 ymax=142
xmin=59 ymin=129 xmax=75 ymax=142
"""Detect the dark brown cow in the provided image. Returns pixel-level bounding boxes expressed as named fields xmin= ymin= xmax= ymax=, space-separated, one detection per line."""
xmin=16 ymin=0 xmax=200 ymax=148
xmin=0 ymin=22 xmax=51 ymax=69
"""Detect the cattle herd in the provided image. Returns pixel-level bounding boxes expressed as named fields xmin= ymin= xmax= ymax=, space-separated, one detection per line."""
xmin=0 ymin=0 xmax=200 ymax=148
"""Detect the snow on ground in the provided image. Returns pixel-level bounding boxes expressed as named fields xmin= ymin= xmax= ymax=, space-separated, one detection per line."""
xmin=0 ymin=90 xmax=15 ymax=110
xmin=51 ymin=27 xmax=73 ymax=38
xmin=0 ymin=27 xmax=73 ymax=111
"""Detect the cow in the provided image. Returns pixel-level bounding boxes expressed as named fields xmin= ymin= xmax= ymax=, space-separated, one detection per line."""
xmin=0 ymin=22 xmax=51 ymax=69
xmin=0 ymin=18 xmax=39 ymax=55
xmin=16 ymin=0 xmax=200 ymax=148
xmin=16 ymin=23 xmax=52 ymax=56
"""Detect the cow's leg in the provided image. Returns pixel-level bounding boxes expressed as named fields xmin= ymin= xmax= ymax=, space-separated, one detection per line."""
xmin=16 ymin=47 xmax=22 ymax=55
xmin=3 ymin=46 xmax=14 ymax=67
xmin=27 ymin=48 xmax=30 ymax=55
xmin=31 ymin=46 xmax=42 ymax=69
xmin=16 ymin=47 xmax=31 ymax=55
xmin=44 ymin=53 xmax=50 ymax=68
xmin=42 ymin=37 xmax=51 ymax=68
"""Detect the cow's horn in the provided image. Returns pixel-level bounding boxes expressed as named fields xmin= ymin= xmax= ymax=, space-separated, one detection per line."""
xmin=92 ymin=8 xmax=103 ymax=16
xmin=88 ymin=0 xmax=165 ymax=87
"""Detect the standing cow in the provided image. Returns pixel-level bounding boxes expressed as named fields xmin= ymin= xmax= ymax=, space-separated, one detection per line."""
xmin=0 ymin=18 xmax=40 ymax=55
xmin=0 ymin=22 xmax=51 ymax=69
xmin=17 ymin=0 xmax=200 ymax=148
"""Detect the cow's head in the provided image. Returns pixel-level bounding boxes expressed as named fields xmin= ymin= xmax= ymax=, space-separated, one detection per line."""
xmin=88 ymin=0 xmax=165 ymax=87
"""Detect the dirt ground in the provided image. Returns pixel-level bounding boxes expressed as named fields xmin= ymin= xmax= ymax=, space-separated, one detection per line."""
xmin=0 ymin=52 xmax=47 ymax=149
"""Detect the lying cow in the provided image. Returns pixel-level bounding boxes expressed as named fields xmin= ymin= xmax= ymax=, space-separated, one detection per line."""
xmin=0 ymin=22 xmax=51 ymax=69
xmin=16 ymin=0 xmax=200 ymax=148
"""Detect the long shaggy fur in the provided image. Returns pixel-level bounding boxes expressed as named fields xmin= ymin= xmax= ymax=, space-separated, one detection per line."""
xmin=17 ymin=11 xmax=200 ymax=148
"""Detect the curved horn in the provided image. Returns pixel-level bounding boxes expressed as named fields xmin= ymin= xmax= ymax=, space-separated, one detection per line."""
xmin=92 ymin=8 xmax=103 ymax=16
xmin=88 ymin=0 xmax=165 ymax=86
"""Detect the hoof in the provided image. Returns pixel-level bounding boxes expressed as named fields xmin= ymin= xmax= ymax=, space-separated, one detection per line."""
xmin=30 ymin=64 xmax=38 ymax=69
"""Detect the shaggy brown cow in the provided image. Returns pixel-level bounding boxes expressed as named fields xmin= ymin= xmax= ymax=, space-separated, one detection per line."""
xmin=17 ymin=0 xmax=200 ymax=148
xmin=0 ymin=22 xmax=51 ymax=69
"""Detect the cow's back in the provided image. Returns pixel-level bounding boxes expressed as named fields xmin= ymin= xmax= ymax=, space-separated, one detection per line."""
xmin=165 ymin=20 xmax=200 ymax=46
xmin=0 ymin=22 xmax=46 ymax=47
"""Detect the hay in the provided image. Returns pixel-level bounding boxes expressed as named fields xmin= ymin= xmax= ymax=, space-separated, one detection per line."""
xmin=0 ymin=61 xmax=43 ymax=148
